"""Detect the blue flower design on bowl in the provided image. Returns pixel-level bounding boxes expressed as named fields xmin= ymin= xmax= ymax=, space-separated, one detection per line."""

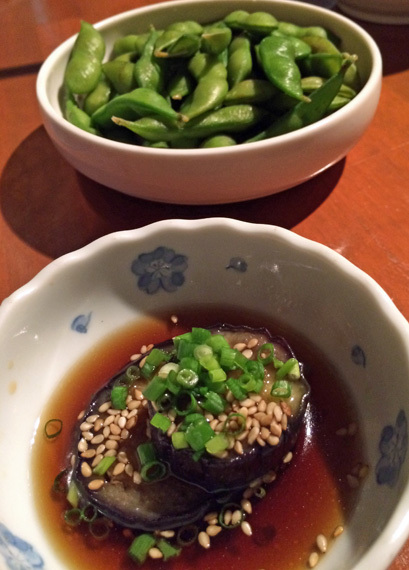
xmin=0 ymin=522 xmax=44 ymax=570
xmin=71 ymin=312 xmax=92 ymax=333
xmin=131 ymin=247 xmax=188 ymax=295
xmin=376 ymin=410 xmax=408 ymax=488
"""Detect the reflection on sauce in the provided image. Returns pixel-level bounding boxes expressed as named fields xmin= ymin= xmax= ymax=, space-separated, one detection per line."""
xmin=8 ymin=380 xmax=17 ymax=394
xmin=31 ymin=306 xmax=365 ymax=570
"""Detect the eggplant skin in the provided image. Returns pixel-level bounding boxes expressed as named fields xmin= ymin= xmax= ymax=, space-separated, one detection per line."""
xmin=149 ymin=324 xmax=310 ymax=493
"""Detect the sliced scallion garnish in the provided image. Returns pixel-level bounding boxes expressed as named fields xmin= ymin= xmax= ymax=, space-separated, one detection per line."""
xmin=271 ymin=379 xmax=291 ymax=398
xmin=44 ymin=418 xmax=63 ymax=439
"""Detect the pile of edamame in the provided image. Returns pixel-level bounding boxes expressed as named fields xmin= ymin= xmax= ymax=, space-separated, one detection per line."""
xmin=62 ymin=11 xmax=360 ymax=148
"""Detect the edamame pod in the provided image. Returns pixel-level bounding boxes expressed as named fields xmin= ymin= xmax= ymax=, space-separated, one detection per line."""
xmin=180 ymin=75 xmax=229 ymax=121
xmin=258 ymin=35 xmax=307 ymax=102
xmin=92 ymin=87 xmax=180 ymax=129
xmin=247 ymin=54 xmax=357 ymax=142
xmin=65 ymin=98 xmax=98 ymax=134
xmin=134 ymin=30 xmax=165 ymax=93
xmin=227 ymin=36 xmax=253 ymax=87
xmin=64 ymin=21 xmax=105 ymax=94
xmin=102 ymin=60 xmax=136 ymax=94
xmin=224 ymin=79 xmax=277 ymax=105
xmin=201 ymin=27 xmax=233 ymax=55
xmin=83 ymin=76 xmax=112 ymax=115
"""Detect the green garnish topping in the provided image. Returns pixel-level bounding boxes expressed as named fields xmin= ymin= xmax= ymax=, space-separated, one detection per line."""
xmin=111 ymin=384 xmax=128 ymax=410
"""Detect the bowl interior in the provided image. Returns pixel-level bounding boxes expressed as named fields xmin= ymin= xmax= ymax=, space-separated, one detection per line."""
xmin=1 ymin=219 xmax=409 ymax=570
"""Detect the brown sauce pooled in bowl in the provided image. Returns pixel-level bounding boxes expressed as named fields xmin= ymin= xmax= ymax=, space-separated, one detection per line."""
xmin=31 ymin=306 xmax=367 ymax=570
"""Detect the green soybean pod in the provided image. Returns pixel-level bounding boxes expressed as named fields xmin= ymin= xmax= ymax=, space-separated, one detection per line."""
xmin=168 ymin=69 xmax=195 ymax=100
xmin=224 ymin=79 xmax=277 ymax=105
xmin=248 ymin=55 xmax=357 ymax=142
xmin=238 ymin=11 xmax=278 ymax=35
xmin=102 ymin=60 xmax=136 ymax=94
xmin=166 ymin=20 xmax=203 ymax=34
xmin=200 ymin=134 xmax=237 ymax=147
xmin=65 ymin=98 xmax=98 ymax=135
xmin=227 ymin=36 xmax=253 ymax=87
xmin=64 ymin=21 xmax=105 ymax=95
xmin=112 ymin=116 xmax=182 ymax=142
xmin=201 ymin=26 xmax=233 ymax=55
xmin=258 ymin=35 xmax=306 ymax=102
xmin=183 ymin=104 xmax=268 ymax=138
xmin=83 ymin=76 xmax=112 ymax=115
xmin=224 ymin=10 xmax=250 ymax=30
xmin=134 ymin=29 xmax=165 ymax=93
xmin=180 ymin=75 xmax=229 ymax=121
xmin=92 ymin=87 xmax=180 ymax=129
xmin=113 ymin=33 xmax=150 ymax=57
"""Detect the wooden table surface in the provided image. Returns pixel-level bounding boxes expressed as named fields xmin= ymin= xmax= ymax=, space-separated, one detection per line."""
xmin=1 ymin=0 xmax=409 ymax=567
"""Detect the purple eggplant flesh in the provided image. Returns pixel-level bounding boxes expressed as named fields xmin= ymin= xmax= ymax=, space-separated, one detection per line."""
xmin=68 ymin=323 xmax=310 ymax=531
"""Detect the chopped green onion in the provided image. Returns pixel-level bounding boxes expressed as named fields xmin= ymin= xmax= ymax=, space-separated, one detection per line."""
xmin=88 ymin=518 xmax=111 ymax=541
xmin=157 ymin=362 xmax=180 ymax=378
xmin=143 ymin=375 xmax=167 ymax=401
xmin=276 ymin=357 xmax=300 ymax=380
xmin=234 ymin=350 xmax=250 ymax=370
xmin=205 ymin=433 xmax=229 ymax=455
xmin=191 ymin=327 xmax=212 ymax=344
xmin=125 ymin=365 xmax=140 ymax=382
xmin=146 ymin=348 xmax=171 ymax=366
xmin=207 ymin=334 xmax=231 ymax=353
xmin=185 ymin=418 xmax=215 ymax=451
xmin=171 ymin=431 xmax=189 ymax=449
xmin=176 ymin=368 xmax=199 ymax=389
xmin=199 ymin=354 xmax=220 ymax=371
xmin=155 ymin=391 xmax=175 ymax=411
xmin=93 ymin=455 xmax=116 ymax=476
xmin=150 ymin=412 xmax=172 ymax=432
xmin=111 ymin=385 xmax=128 ymax=410
xmin=66 ymin=481 xmax=80 ymax=508
xmin=218 ymin=503 xmax=243 ymax=529
xmin=179 ymin=356 xmax=200 ymax=373
xmin=128 ymin=533 xmax=156 ymax=564
xmin=156 ymin=538 xmax=181 ymax=561
xmin=44 ymin=418 xmax=63 ymax=439
xmin=271 ymin=379 xmax=292 ymax=398
xmin=140 ymin=460 xmax=167 ymax=482
xmin=208 ymin=367 xmax=227 ymax=383
xmin=245 ymin=359 xmax=265 ymax=380
xmin=253 ymin=486 xmax=266 ymax=499
xmin=223 ymin=413 xmax=246 ymax=436
xmin=184 ymin=413 xmax=204 ymax=424
xmin=176 ymin=338 xmax=195 ymax=360
xmin=81 ymin=504 xmax=98 ymax=523
xmin=257 ymin=342 xmax=275 ymax=365
xmin=201 ymin=391 xmax=225 ymax=415
xmin=193 ymin=343 xmax=213 ymax=361
xmin=64 ymin=508 xmax=82 ymax=527
xmin=219 ymin=347 xmax=237 ymax=369
xmin=192 ymin=449 xmax=204 ymax=461
xmin=226 ymin=377 xmax=247 ymax=401
xmin=137 ymin=442 xmax=157 ymax=466
xmin=165 ymin=370 xmax=182 ymax=395
xmin=177 ymin=524 xmax=198 ymax=546
xmin=174 ymin=391 xmax=197 ymax=416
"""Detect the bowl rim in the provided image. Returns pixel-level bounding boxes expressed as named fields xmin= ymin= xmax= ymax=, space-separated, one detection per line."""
xmin=35 ymin=0 xmax=383 ymax=157
xmin=1 ymin=218 xmax=409 ymax=569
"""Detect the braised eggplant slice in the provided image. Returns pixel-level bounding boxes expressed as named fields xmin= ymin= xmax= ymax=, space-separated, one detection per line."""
xmin=68 ymin=323 xmax=309 ymax=531
xmin=149 ymin=324 xmax=310 ymax=491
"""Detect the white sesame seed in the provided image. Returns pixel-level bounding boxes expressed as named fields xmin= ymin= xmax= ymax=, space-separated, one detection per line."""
xmin=241 ymin=521 xmax=252 ymax=536
xmin=206 ymin=525 xmax=222 ymax=537
xmin=148 ymin=547 xmax=163 ymax=559
xmin=241 ymin=499 xmax=252 ymax=514
xmin=283 ymin=451 xmax=293 ymax=464
xmin=113 ymin=462 xmax=125 ymax=477
xmin=88 ymin=479 xmax=104 ymax=491
xmin=98 ymin=402 xmax=111 ymax=413
xmin=81 ymin=462 xmax=92 ymax=477
xmin=308 ymin=552 xmax=319 ymax=568
xmin=198 ymin=531 xmax=211 ymax=549
xmin=316 ymin=534 xmax=327 ymax=553
xmin=333 ymin=525 xmax=344 ymax=538
xmin=91 ymin=434 xmax=105 ymax=445
xmin=78 ymin=438 xmax=88 ymax=453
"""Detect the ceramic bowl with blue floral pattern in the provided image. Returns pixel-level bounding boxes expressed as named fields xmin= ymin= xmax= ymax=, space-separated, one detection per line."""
xmin=0 ymin=218 xmax=409 ymax=570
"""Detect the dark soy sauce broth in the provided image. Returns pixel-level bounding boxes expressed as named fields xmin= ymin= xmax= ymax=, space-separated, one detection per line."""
xmin=32 ymin=306 xmax=365 ymax=570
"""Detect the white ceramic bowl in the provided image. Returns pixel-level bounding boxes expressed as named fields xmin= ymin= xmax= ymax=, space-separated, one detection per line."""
xmin=1 ymin=218 xmax=409 ymax=570
xmin=338 ymin=0 xmax=409 ymax=24
xmin=36 ymin=0 xmax=382 ymax=205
